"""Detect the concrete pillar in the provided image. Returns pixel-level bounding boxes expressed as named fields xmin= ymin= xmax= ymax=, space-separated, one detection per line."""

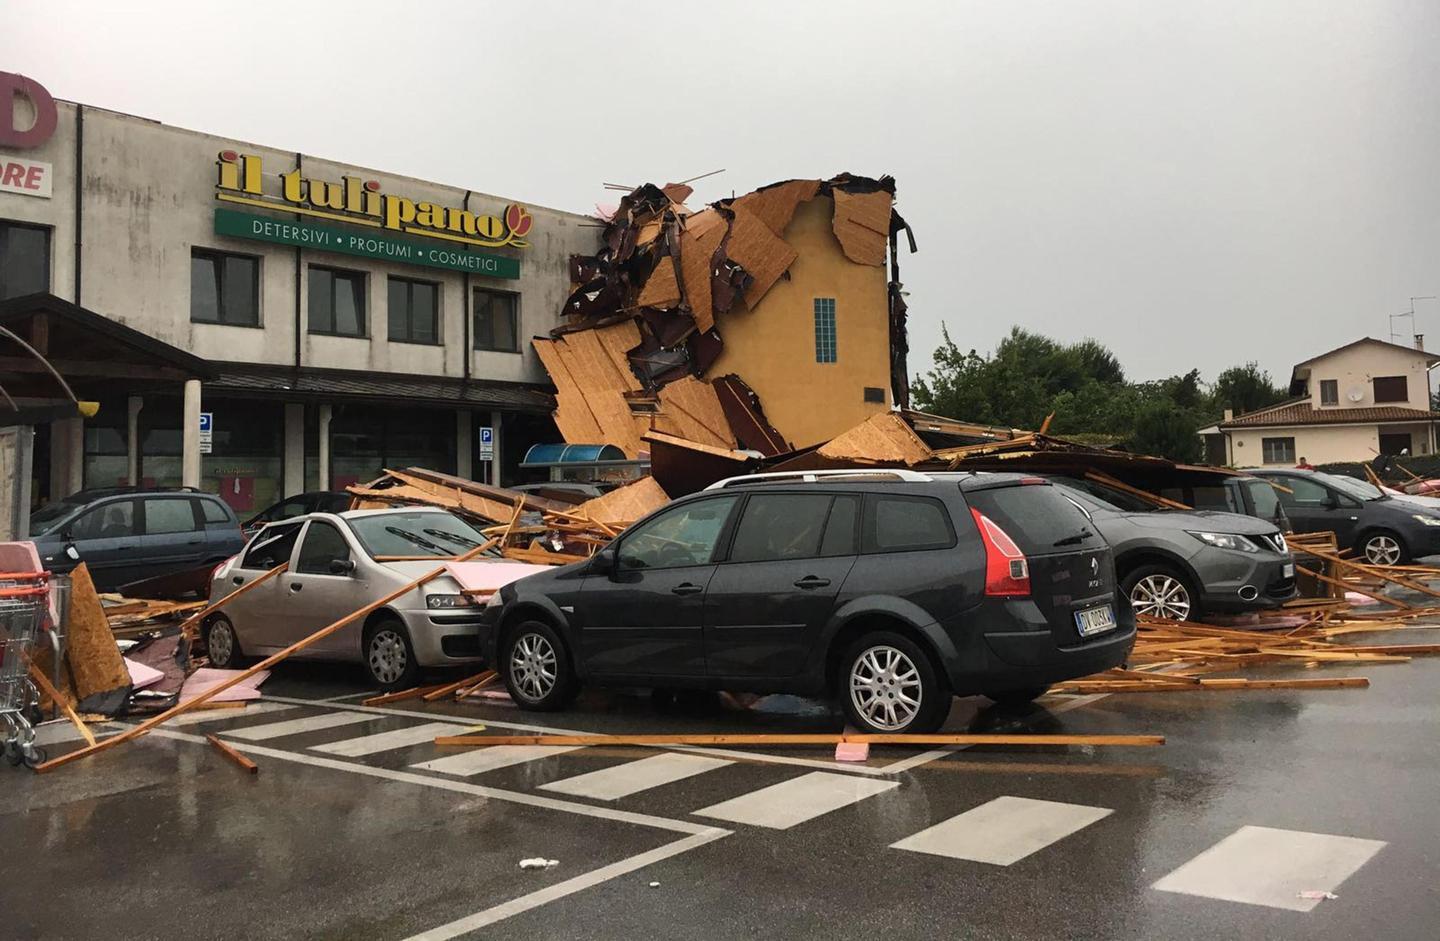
xmin=456 ymin=409 xmax=473 ymax=481
xmin=181 ymin=379 xmax=202 ymax=489
xmin=283 ymin=403 xmax=305 ymax=496
xmin=318 ymin=404 xmax=333 ymax=489
xmin=0 ymin=426 xmax=34 ymax=539
xmin=126 ymin=396 xmax=144 ymax=485
xmin=489 ymin=410 xmax=502 ymax=487
xmin=48 ymin=417 xmax=85 ymax=497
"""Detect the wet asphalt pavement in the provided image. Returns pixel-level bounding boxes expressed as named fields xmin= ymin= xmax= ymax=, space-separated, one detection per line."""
xmin=4 ymin=618 xmax=1439 ymax=940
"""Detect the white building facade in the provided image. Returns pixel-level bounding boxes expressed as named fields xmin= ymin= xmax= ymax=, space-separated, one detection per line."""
xmin=1207 ymin=337 xmax=1440 ymax=467
xmin=0 ymin=75 xmax=597 ymax=528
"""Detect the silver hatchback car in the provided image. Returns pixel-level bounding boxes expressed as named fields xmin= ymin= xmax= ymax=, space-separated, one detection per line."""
xmin=203 ymin=507 xmax=543 ymax=689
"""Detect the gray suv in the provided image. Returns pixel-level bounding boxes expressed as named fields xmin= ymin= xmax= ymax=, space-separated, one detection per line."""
xmin=28 ymin=488 xmax=245 ymax=592
xmin=1047 ymin=477 xmax=1295 ymax=621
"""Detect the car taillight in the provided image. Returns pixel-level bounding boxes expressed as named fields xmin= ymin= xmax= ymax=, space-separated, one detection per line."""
xmin=970 ymin=507 xmax=1031 ymax=597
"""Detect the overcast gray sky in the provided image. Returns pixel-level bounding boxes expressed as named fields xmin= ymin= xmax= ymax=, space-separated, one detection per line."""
xmin=6 ymin=0 xmax=1438 ymax=387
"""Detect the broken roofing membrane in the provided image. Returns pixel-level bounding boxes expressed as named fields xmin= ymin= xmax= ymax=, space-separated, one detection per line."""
xmin=534 ymin=175 xmax=917 ymax=466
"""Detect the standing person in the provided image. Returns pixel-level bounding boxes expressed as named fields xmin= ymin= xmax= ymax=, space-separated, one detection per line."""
xmin=1295 ymin=456 xmax=1315 ymax=470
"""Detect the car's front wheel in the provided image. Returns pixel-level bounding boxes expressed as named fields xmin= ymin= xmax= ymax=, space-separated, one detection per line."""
xmin=839 ymin=631 xmax=950 ymax=734
xmin=203 ymin=614 xmax=244 ymax=669
xmin=502 ymin=620 xmax=579 ymax=711
xmin=1123 ymin=564 xmax=1197 ymax=621
xmin=363 ymin=617 xmax=419 ymax=691
xmin=1360 ymin=530 xmax=1408 ymax=566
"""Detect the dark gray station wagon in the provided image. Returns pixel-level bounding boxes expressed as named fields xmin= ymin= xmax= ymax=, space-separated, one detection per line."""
xmin=482 ymin=470 xmax=1136 ymax=734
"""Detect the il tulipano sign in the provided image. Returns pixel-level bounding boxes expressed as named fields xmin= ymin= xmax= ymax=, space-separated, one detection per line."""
xmin=212 ymin=150 xmax=529 ymax=278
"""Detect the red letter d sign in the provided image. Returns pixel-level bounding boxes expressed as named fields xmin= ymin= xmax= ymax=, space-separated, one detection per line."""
xmin=0 ymin=72 xmax=58 ymax=149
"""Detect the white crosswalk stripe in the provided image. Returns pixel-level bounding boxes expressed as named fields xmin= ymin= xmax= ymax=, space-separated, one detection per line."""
xmin=164 ymin=702 xmax=297 ymax=728
xmin=1152 ymin=825 xmax=1388 ymax=911
xmin=311 ymin=722 xmax=464 ymax=758
xmin=224 ymin=711 xmax=372 ymax=741
xmin=694 ymin=771 xmax=897 ymax=829
xmin=540 ymin=753 xmax=733 ymax=801
xmin=410 ymin=745 xmax=581 ymax=777
xmin=890 ymin=796 xmax=1112 ymax=865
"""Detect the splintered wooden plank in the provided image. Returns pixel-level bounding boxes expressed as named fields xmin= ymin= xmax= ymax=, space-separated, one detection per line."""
xmin=206 ymin=734 xmax=258 ymax=775
xmin=1052 ymin=677 xmax=1369 ymax=694
xmin=432 ymin=732 xmax=1164 ymax=748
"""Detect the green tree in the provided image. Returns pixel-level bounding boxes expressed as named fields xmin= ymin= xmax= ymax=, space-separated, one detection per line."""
xmin=1212 ymin=362 xmax=1286 ymax=416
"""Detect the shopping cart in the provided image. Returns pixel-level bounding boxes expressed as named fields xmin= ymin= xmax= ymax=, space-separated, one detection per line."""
xmin=0 ymin=572 xmax=51 ymax=769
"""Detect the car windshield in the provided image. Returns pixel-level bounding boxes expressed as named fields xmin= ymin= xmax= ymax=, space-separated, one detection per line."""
xmin=347 ymin=511 xmax=488 ymax=558
xmin=1314 ymin=472 xmax=1384 ymax=502
xmin=29 ymin=499 xmax=87 ymax=535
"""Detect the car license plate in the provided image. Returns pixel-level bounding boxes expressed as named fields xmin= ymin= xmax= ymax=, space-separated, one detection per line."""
xmin=1075 ymin=604 xmax=1117 ymax=637
xmin=1283 ymin=562 xmax=1295 ymax=579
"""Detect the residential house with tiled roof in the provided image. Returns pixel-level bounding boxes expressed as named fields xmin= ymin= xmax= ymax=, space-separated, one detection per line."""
xmin=1200 ymin=338 xmax=1440 ymax=466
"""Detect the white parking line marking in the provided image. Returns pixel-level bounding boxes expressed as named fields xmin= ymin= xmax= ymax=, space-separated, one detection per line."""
xmin=695 ymin=771 xmax=898 ymax=829
xmin=144 ymin=725 xmax=729 ymax=936
xmin=224 ymin=711 xmax=372 ymax=741
xmin=410 ymin=744 xmax=581 ymax=777
xmin=541 ymin=753 xmax=733 ymax=801
xmin=890 ymin=795 xmax=1112 ymax=865
xmin=401 ymin=829 xmax=727 ymax=941
xmin=311 ymin=722 xmax=463 ymax=758
xmin=1153 ymin=825 xmax=1387 ymax=911
xmin=165 ymin=702 xmax=297 ymax=727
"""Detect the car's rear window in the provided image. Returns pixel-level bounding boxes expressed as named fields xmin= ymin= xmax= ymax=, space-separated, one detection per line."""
xmin=862 ymin=495 xmax=955 ymax=553
xmin=966 ymin=484 xmax=1097 ymax=553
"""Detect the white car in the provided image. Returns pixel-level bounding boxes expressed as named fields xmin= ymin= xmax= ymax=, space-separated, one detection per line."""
xmin=203 ymin=507 xmax=548 ymax=689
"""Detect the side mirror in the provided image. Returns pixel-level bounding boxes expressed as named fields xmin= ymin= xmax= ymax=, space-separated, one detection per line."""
xmin=590 ymin=547 xmax=616 ymax=576
xmin=329 ymin=558 xmax=357 ymax=576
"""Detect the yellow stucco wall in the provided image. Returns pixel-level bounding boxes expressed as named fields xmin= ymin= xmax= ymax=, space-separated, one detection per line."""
xmin=709 ymin=196 xmax=892 ymax=449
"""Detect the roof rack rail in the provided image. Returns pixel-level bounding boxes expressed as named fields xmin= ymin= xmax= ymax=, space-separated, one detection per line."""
xmin=704 ymin=469 xmax=933 ymax=490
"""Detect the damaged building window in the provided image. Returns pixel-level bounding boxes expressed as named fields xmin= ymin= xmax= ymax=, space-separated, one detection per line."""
xmin=0 ymin=220 xmax=50 ymax=299
xmin=309 ymin=266 xmax=367 ymax=338
xmin=814 ymin=298 xmax=837 ymax=363
xmin=191 ymin=249 xmax=259 ymax=327
xmin=388 ymin=276 xmax=440 ymax=345
xmin=474 ymin=288 xmax=520 ymax=353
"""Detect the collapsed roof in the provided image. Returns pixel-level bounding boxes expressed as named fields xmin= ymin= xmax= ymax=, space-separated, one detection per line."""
xmin=533 ymin=175 xmax=916 ymax=460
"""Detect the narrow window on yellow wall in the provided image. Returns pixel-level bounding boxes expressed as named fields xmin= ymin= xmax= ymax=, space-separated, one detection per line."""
xmin=814 ymin=298 xmax=837 ymax=363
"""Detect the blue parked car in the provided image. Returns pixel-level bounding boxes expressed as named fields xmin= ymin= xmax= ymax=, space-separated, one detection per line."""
xmin=28 ymin=487 xmax=246 ymax=591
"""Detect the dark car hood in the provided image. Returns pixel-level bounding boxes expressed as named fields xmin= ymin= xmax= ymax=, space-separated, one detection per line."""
xmin=1119 ymin=509 xmax=1281 ymax=535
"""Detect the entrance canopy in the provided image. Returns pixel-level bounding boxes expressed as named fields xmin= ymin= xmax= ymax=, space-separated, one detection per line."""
xmin=0 ymin=292 xmax=215 ymax=403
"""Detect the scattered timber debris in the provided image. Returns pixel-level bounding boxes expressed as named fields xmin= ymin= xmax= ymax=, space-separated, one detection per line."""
xmin=349 ymin=468 xmax=667 ymax=565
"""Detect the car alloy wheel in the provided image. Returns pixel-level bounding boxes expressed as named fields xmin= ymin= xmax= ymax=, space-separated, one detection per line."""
xmin=849 ymin=644 xmax=923 ymax=732
xmin=368 ymin=629 xmax=409 ymax=686
xmin=207 ymin=618 xmax=236 ymax=666
xmin=1130 ymin=574 xmax=1192 ymax=620
xmin=509 ymin=632 xmax=559 ymax=703
xmin=1364 ymin=534 xmax=1402 ymax=566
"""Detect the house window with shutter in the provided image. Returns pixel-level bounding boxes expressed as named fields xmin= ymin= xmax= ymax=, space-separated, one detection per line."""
xmin=1373 ymin=376 xmax=1408 ymax=404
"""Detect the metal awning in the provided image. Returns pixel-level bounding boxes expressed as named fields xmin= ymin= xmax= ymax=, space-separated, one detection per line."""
xmin=208 ymin=363 xmax=555 ymax=411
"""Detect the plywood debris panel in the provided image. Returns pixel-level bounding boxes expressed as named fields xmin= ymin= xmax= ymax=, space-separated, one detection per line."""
xmin=655 ymin=375 xmax=736 ymax=450
xmin=731 ymin=179 xmax=821 ymax=236
xmin=569 ymin=477 xmax=670 ymax=526
xmin=831 ymin=188 xmax=892 ymax=266
xmin=678 ymin=210 xmax=728 ymax=333
xmin=817 ymin=412 xmax=934 ymax=466
xmin=726 ymin=205 xmax=799 ymax=308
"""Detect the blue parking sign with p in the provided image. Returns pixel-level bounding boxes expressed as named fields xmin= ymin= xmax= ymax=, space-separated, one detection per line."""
xmin=199 ymin=412 xmax=213 ymax=433
xmin=480 ymin=427 xmax=493 ymax=445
